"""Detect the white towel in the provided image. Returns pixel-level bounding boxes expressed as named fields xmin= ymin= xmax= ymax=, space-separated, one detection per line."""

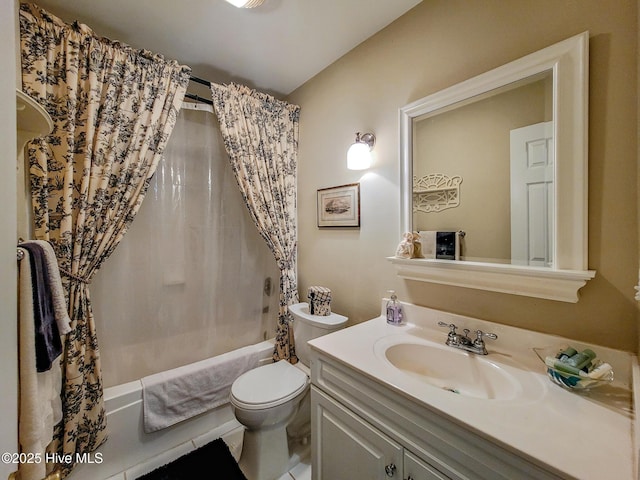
xmin=18 ymin=247 xmax=63 ymax=480
xmin=141 ymin=343 xmax=266 ymax=433
xmin=33 ymin=240 xmax=71 ymax=335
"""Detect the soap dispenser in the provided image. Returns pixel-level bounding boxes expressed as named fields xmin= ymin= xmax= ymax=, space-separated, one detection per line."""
xmin=386 ymin=290 xmax=403 ymax=325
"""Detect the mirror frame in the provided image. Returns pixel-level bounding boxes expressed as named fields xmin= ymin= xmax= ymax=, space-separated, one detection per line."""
xmin=390 ymin=32 xmax=595 ymax=303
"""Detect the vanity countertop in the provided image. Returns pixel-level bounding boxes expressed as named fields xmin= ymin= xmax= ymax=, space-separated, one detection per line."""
xmin=308 ymin=301 xmax=636 ymax=480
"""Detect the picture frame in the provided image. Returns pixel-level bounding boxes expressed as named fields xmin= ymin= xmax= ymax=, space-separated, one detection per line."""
xmin=317 ymin=183 xmax=360 ymax=227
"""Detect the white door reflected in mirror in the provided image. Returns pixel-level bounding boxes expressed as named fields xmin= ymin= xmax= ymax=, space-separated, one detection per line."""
xmin=510 ymin=121 xmax=554 ymax=267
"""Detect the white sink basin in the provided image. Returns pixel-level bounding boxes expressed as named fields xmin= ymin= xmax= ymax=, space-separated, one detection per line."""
xmin=375 ymin=335 xmax=543 ymax=401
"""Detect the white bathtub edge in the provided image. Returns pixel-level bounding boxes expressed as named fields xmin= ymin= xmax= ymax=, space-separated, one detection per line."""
xmin=68 ymin=340 xmax=275 ymax=480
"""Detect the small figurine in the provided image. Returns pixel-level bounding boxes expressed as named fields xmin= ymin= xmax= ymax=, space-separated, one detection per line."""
xmin=395 ymin=232 xmax=415 ymax=259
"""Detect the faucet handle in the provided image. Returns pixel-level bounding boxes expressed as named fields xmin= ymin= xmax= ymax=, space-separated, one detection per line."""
xmin=475 ymin=330 xmax=498 ymax=342
xmin=472 ymin=330 xmax=497 ymax=354
xmin=438 ymin=321 xmax=457 ymax=335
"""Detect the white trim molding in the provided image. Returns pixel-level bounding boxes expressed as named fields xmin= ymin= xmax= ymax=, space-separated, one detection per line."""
xmin=387 ymin=257 xmax=595 ymax=303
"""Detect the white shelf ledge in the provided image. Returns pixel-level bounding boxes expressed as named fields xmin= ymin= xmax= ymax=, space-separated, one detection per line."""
xmin=387 ymin=256 xmax=595 ymax=303
xmin=16 ymin=89 xmax=53 ymax=151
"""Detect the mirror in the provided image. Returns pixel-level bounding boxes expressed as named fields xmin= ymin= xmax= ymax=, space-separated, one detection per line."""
xmin=413 ymin=71 xmax=553 ymax=265
xmin=391 ymin=32 xmax=595 ymax=302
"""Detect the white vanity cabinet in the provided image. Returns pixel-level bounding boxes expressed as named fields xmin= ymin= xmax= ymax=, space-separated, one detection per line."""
xmin=309 ymin=305 xmax=635 ymax=480
xmin=405 ymin=450 xmax=449 ymax=480
xmin=312 ymin=386 xmax=404 ymax=480
xmin=312 ymin=386 xmax=448 ymax=480
xmin=310 ymin=352 xmax=563 ymax=480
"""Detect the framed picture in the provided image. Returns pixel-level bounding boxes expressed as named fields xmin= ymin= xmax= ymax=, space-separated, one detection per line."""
xmin=317 ymin=183 xmax=360 ymax=227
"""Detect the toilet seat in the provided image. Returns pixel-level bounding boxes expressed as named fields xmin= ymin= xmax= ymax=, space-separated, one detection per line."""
xmin=231 ymin=360 xmax=309 ymax=410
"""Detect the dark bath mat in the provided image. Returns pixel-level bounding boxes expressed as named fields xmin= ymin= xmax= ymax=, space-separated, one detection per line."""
xmin=136 ymin=438 xmax=247 ymax=480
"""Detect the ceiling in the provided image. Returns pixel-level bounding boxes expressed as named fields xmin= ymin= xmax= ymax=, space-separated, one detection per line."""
xmin=31 ymin=0 xmax=422 ymax=97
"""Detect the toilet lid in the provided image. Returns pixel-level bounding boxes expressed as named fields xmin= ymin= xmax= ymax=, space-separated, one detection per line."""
xmin=231 ymin=360 xmax=309 ymax=410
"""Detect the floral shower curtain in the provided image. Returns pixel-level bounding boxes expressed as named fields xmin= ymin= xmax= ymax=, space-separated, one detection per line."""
xmin=211 ymin=83 xmax=300 ymax=363
xmin=20 ymin=3 xmax=190 ymax=476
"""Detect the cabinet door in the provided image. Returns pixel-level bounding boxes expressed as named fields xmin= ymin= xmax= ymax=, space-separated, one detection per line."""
xmin=404 ymin=450 xmax=450 ymax=480
xmin=312 ymin=387 xmax=403 ymax=480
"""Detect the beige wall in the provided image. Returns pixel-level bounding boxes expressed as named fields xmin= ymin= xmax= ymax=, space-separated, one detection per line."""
xmin=289 ymin=0 xmax=639 ymax=352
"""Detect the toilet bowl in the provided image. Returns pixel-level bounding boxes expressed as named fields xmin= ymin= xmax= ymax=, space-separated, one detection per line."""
xmin=230 ymin=360 xmax=309 ymax=480
xmin=230 ymin=302 xmax=348 ymax=480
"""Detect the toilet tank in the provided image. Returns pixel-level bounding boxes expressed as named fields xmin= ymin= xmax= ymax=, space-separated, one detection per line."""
xmin=289 ymin=302 xmax=348 ymax=366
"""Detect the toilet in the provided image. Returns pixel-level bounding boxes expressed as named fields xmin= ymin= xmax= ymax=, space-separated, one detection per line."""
xmin=230 ymin=302 xmax=348 ymax=480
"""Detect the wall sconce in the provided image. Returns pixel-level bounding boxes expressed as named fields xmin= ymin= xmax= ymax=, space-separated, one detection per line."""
xmin=347 ymin=132 xmax=376 ymax=170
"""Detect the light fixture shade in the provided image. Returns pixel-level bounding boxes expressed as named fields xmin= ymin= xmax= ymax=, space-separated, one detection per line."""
xmin=225 ymin=0 xmax=264 ymax=7
xmin=347 ymin=132 xmax=375 ymax=170
xmin=347 ymin=142 xmax=372 ymax=170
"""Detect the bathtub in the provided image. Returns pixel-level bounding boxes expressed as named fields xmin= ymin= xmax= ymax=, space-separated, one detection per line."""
xmin=68 ymin=340 xmax=275 ymax=480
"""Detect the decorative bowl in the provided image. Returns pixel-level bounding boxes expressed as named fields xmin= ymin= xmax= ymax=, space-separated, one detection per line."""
xmin=532 ymin=346 xmax=614 ymax=391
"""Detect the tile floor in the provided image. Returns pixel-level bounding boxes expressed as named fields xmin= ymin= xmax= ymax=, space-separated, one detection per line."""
xmin=278 ymin=437 xmax=311 ymax=480
xmin=105 ymin=428 xmax=311 ymax=480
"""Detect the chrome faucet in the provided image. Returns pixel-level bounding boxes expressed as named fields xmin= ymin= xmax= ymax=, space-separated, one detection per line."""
xmin=437 ymin=322 xmax=497 ymax=355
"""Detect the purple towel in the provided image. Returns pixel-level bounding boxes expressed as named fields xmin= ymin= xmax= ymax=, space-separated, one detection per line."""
xmin=21 ymin=242 xmax=62 ymax=372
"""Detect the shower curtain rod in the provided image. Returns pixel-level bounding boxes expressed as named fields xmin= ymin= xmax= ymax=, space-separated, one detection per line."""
xmin=189 ymin=74 xmax=211 ymax=87
xmin=186 ymin=74 xmax=214 ymax=105
xmin=185 ymin=92 xmax=213 ymax=105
